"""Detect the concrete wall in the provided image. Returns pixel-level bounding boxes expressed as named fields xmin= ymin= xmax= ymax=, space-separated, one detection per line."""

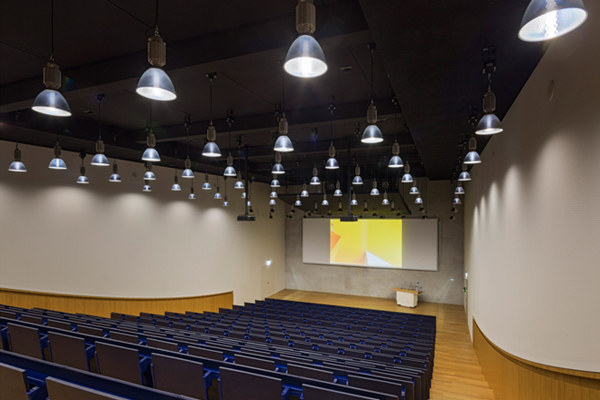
xmin=0 ymin=140 xmax=286 ymax=305
xmin=465 ymin=1 xmax=600 ymax=372
xmin=285 ymin=179 xmax=464 ymax=305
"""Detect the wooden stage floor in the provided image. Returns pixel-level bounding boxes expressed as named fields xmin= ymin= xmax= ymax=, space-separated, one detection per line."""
xmin=269 ymin=289 xmax=495 ymax=400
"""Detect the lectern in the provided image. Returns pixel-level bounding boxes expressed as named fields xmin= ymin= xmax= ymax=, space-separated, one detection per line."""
xmin=392 ymin=288 xmax=422 ymax=308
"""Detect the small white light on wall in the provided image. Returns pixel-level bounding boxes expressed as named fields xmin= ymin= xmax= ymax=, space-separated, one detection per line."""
xmin=266 ymin=260 xmax=272 ymax=266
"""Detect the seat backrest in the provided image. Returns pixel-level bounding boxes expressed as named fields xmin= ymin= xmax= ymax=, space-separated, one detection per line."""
xmin=8 ymin=323 xmax=44 ymax=360
xmin=48 ymin=331 xmax=89 ymax=371
xmin=77 ymin=325 xmax=104 ymax=337
xmin=48 ymin=319 xmax=73 ymax=331
xmin=95 ymin=341 xmax=142 ymax=384
xmin=348 ymin=374 xmax=403 ymax=398
xmin=188 ymin=346 xmax=223 ymax=361
xmin=234 ymin=354 xmax=275 ymax=371
xmin=109 ymin=331 xmax=139 ymax=344
xmin=146 ymin=337 xmax=179 ymax=352
xmin=287 ymin=363 xmax=334 ymax=382
xmin=302 ymin=384 xmax=380 ymax=400
xmin=46 ymin=377 xmax=127 ymax=399
xmin=0 ymin=310 xmax=17 ymax=319
xmin=219 ymin=367 xmax=282 ymax=400
xmin=0 ymin=362 xmax=30 ymax=400
xmin=20 ymin=315 xmax=43 ymax=325
xmin=152 ymin=353 xmax=205 ymax=399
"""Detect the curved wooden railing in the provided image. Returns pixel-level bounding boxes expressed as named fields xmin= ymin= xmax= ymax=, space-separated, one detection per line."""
xmin=473 ymin=319 xmax=600 ymax=399
xmin=0 ymin=287 xmax=233 ymax=318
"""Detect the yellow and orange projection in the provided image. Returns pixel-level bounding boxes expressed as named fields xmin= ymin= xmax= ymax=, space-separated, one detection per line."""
xmin=330 ymin=220 xmax=403 ymax=268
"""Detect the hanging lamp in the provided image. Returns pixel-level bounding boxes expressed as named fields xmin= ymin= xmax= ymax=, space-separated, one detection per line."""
xmin=409 ymin=184 xmax=419 ymax=195
xmin=476 ymin=68 xmax=503 ymax=135
xmin=363 ymin=201 xmax=369 ymax=213
xmin=235 ymin=171 xmax=244 ymax=189
xmin=214 ymin=182 xmax=222 ymax=199
xmin=352 ymin=165 xmax=363 ymax=185
xmin=182 ymin=116 xmax=195 ymax=178
xmin=401 ymin=164 xmax=413 ymax=183
xmin=222 ymin=177 xmax=229 ymax=205
xmin=142 ymin=109 xmax=161 ymax=162
xmin=274 ymin=67 xmax=294 ymax=151
xmin=322 ymin=192 xmax=329 ymax=206
xmin=270 ymin=190 xmax=278 ymax=199
xmin=301 ymin=183 xmax=309 ymax=197
xmin=76 ymin=152 xmax=89 ymax=184
xmin=389 ymin=104 xmax=404 ymax=167
xmin=310 ymin=167 xmax=320 ymax=185
xmin=370 ymin=179 xmax=379 ymax=196
xmin=415 ymin=197 xmax=423 ymax=204
xmin=48 ymin=135 xmax=67 ymax=170
xmin=171 ymin=171 xmax=181 ymax=191
xmin=202 ymin=73 xmax=221 ymax=157
xmin=8 ymin=115 xmax=26 ymax=172
xmin=334 ymin=180 xmax=342 ymax=196
xmin=464 ymin=136 xmax=482 ymax=164
xmin=459 ymin=164 xmax=472 ymax=181
xmin=362 ymin=44 xmax=383 ymax=144
xmin=390 ymin=201 xmax=396 ymax=213
xmin=272 ymin=153 xmax=285 ymax=174
xmin=189 ymin=179 xmax=196 ymax=199
xmin=143 ymin=180 xmax=152 ymax=192
xmin=202 ymin=173 xmax=212 ymax=190
xmin=519 ymin=0 xmax=587 ymax=42
xmin=224 ymin=114 xmax=237 ymax=176
xmin=32 ymin=0 xmax=71 ymax=117
xmin=295 ymin=194 xmax=302 ymax=206
xmin=269 ymin=198 xmax=277 ymax=206
xmin=454 ymin=197 xmax=462 ymax=205
xmin=270 ymin=176 xmax=281 ymax=188
xmin=90 ymin=95 xmax=109 ymax=166
xmin=325 ymin=99 xmax=339 ymax=169
xmin=351 ymin=192 xmax=358 ymax=206
xmin=284 ymin=0 xmax=327 ymax=78
xmin=144 ymin=163 xmax=156 ymax=180
xmin=136 ymin=0 xmax=176 ymax=101
xmin=382 ymin=192 xmax=389 ymax=205
xmin=109 ymin=135 xmax=121 ymax=182
xmin=455 ymin=182 xmax=465 ymax=195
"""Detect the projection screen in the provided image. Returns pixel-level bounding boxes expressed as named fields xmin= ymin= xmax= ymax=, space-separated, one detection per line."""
xmin=302 ymin=218 xmax=439 ymax=271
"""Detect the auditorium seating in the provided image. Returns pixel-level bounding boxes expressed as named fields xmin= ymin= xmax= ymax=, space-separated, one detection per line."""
xmin=0 ymin=298 xmax=435 ymax=400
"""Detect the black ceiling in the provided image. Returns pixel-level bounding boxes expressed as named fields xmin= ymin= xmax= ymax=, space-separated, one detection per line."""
xmin=0 ymin=0 xmax=545 ymax=184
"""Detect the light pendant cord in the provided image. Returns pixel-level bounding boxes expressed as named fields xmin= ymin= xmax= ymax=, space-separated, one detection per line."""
xmin=370 ymin=47 xmax=374 ymax=104
xmin=50 ymin=0 xmax=55 ymax=61
xmin=185 ymin=115 xmax=191 ymax=156
xmin=209 ymin=78 xmax=213 ymax=124
xmin=97 ymin=96 xmax=102 ymax=140
xmin=154 ymin=0 xmax=159 ymax=27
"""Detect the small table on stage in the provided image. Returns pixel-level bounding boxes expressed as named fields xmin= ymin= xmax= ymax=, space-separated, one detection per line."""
xmin=392 ymin=288 xmax=422 ymax=308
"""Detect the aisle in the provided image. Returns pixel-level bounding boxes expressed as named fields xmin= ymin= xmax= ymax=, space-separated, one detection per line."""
xmin=269 ymin=289 xmax=496 ymax=400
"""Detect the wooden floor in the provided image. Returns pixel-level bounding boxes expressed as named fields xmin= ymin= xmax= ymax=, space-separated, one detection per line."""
xmin=269 ymin=289 xmax=496 ymax=400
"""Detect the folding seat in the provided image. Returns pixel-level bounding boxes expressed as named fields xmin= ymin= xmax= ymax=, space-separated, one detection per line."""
xmin=7 ymin=323 xmax=47 ymax=360
xmin=301 ymin=384 xmax=382 ymax=400
xmin=20 ymin=315 xmax=44 ymax=325
xmin=219 ymin=367 xmax=282 ymax=400
xmin=0 ymin=310 xmax=17 ymax=320
xmin=152 ymin=353 xmax=208 ymax=400
xmin=188 ymin=345 xmax=224 ymax=361
xmin=48 ymin=319 xmax=73 ymax=331
xmin=0 ymin=362 xmax=45 ymax=400
xmin=77 ymin=325 xmax=104 ymax=337
xmin=109 ymin=331 xmax=140 ymax=344
xmin=146 ymin=337 xmax=180 ymax=352
xmin=95 ymin=342 xmax=149 ymax=385
xmin=287 ymin=363 xmax=334 ymax=382
xmin=45 ymin=377 xmax=127 ymax=399
xmin=234 ymin=354 xmax=276 ymax=371
xmin=48 ymin=331 xmax=93 ymax=371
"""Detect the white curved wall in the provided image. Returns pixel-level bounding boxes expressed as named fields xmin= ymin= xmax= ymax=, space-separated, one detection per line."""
xmin=465 ymin=3 xmax=600 ymax=373
xmin=0 ymin=140 xmax=285 ymax=304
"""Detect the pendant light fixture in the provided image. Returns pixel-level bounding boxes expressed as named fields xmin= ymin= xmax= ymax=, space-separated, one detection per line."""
xmin=49 ymin=135 xmax=67 ymax=170
xmin=270 ymin=176 xmax=281 ymax=188
xmin=143 ymin=180 xmax=152 ymax=192
xmin=325 ymin=98 xmax=339 ymax=169
xmin=389 ymin=102 xmax=404 ymax=168
xmin=284 ymin=0 xmax=327 ymax=78
xmin=189 ymin=179 xmax=196 ymax=199
xmin=224 ymin=113 xmax=237 ymax=176
xmin=182 ymin=116 xmax=194 ymax=178
xmin=519 ymin=0 xmax=587 ymax=42
xmin=8 ymin=115 xmax=26 ymax=172
xmin=477 ymin=61 xmax=503 ymax=135
xmin=301 ymin=182 xmax=309 ymax=197
xmin=454 ymin=197 xmax=462 ymax=205
xmin=409 ymin=184 xmax=419 ymax=195
xmin=295 ymin=194 xmax=302 ymax=206
xmin=142 ymin=107 xmax=161 ymax=162
xmin=382 ymin=191 xmax=389 ymax=205
xmin=352 ymin=165 xmax=363 ymax=185
xmin=401 ymin=164 xmax=413 ymax=184
xmin=370 ymin=179 xmax=380 ymax=196
xmin=32 ymin=0 xmax=71 ymax=117
xmin=235 ymin=171 xmax=244 ymax=189
xmin=464 ymin=136 xmax=482 ymax=164
xmin=274 ymin=66 xmax=294 ymax=151
xmin=455 ymin=182 xmax=465 ymax=195
xmin=222 ymin=177 xmax=229 ymax=206
xmin=415 ymin=197 xmax=423 ymax=204
xmin=144 ymin=163 xmax=156 ymax=180
xmin=272 ymin=153 xmax=285 ymax=174
xmin=223 ymin=196 xmax=229 ymax=206
xmin=390 ymin=201 xmax=396 ymax=213
xmin=136 ymin=0 xmax=176 ymax=101
xmin=202 ymin=73 xmax=221 ymax=157
xmin=459 ymin=164 xmax=472 ymax=181
xmin=109 ymin=135 xmax=121 ymax=182
xmin=310 ymin=167 xmax=320 ymax=185
xmin=77 ymin=152 xmax=89 ymax=184
xmin=214 ymin=180 xmax=222 ymax=199
xmin=322 ymin=187 xmax=329 ymax=206
xmin=362 ymin=44 xmax=383 ymax=144
xmin=334 ymin=180 xmax=342 ymax=196
xmin=270 ymin=190 xmax=278 ymax=199
xmin=269 ymin=198 xmax=276 ymax=206
xmin=242 ymin=192 xmax=246 ymax=198
xmin=171 ymin=170 xmax=181 ymax=191
xmin=91 ymin=95 xmax=110 ymax=166
xmin=202 ymin=173 xmax=212 ymax=190
xmin=351 ymin=192 xmax=358 ymax=206
xmin=363 ymin=201 xmax=369 ymax=213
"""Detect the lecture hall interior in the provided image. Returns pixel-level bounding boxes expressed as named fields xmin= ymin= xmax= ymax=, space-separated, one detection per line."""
xmin=0 ymin=0 xmax=599 ymax=399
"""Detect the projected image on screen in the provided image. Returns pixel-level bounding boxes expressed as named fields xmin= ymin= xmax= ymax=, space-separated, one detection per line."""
xmin=330 ymin=220 xmax=403 ymax=268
